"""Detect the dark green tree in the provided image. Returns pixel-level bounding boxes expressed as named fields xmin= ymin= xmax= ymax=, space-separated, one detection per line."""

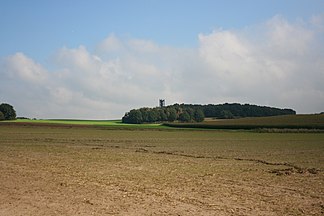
xmin=147 ymin=109 xmax=159 ymax=122
xmin=122 ymin=109 xmax=143 ymax=124
xmin=185 ymin=107 xmax=195 ymax=121
xmin=166 ymin=107 xmax=177 ymax=122
xmin=139 ymin=108 xmax=150 ymax=122
xmin=0 ymin=111 xmax=4 ymax=121
xmin=194 ymin=109 xmax=205 ymax=122
xmin=0 ymin=103 xmax=16 ymax=120
xmin=220 ymin=110 xmax=234 ymax=119
xmin=158 ymin=109 xmax=168 ymax=121
xmin=179 ymin=112 xmax=191 ymax=122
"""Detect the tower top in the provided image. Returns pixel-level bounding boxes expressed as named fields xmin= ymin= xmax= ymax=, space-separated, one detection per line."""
xmin=159 ymin=99 xmax=165 ymax=108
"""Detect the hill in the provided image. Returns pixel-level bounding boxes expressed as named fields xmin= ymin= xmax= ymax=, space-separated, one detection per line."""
xmin=122 ymin=103 xmax=296 ymax=124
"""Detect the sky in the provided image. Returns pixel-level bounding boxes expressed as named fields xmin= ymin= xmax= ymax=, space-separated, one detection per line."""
xmin=1 ymin=0 xmax=324 ymax=119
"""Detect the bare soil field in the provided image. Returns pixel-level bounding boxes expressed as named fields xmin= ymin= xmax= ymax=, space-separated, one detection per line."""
xmin=0 ymin=124 xmax=323 ymax=215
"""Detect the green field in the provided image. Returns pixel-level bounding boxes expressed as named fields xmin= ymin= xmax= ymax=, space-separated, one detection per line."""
xmin=7 ymin=119 xmax=164 ymax=129
xmin=0 ymin=123 xmax=323 ymax=215
xmin=6 ymin=114 xmax=324 ymax=132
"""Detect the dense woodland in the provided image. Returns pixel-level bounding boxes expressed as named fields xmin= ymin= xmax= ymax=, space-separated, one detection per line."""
xmin=198 ymin=103 xmax=295 ymax=118
xmin=122 ymin=103 xmax=296 ymax=124
xmin=0 ymin=103 xmax=16 ymax=120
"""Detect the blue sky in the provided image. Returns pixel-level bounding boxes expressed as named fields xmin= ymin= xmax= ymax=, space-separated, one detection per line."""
xmin=1 ymin=0 xmax=324 ymax=118
xmin=1 ymin=0 xmax=323 ymax=61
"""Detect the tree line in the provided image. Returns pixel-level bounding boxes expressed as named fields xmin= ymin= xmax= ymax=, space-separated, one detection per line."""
xmin=191 ymin=103 xmax=295 ymax=119
xmin=122 ymin=106 xmax=204 ymax=124
xmin=122 ymin=103 xmax=296 ymax=124
xmin=0 ymin=103 xmax=17 ymax=120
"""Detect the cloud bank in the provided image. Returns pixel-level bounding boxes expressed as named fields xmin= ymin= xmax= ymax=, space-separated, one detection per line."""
xmin=1 ymin=15 xmax=323 ymax=119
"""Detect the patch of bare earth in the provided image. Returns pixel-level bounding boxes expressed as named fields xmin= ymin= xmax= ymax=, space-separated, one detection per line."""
xmin=0 ymin=125 xmax=323 ymax=215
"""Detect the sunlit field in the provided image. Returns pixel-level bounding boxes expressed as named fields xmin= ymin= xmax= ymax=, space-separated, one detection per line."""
xmin=0 ymin=123 xmax=323 ymax=215
xmin=8 ymin=119 xmax=163 ymax=129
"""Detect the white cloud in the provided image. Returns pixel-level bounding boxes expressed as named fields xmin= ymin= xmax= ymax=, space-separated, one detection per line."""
xmin=265 ymin=15 xmax=314 ymax=56
xmin=97 ymin=34 xmax=124 ymax=53
xmin=310 ymin=13 xmax=324 ymax=31
xmin=0 ymin=15 xmax=323 ymax=118
xmin=196 ymin=15 xmax=324 ymax=112
xmin=3 ymin=52 xmax=48 ymax=83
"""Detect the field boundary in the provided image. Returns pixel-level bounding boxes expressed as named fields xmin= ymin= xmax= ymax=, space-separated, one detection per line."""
xmin=2 ymin=121 xmax=324 ymax=133
xmin=163 ymin=123 xmax=324 ymax=130
xmin=2 ymin=114 xmax=324 ymax=132
xmin=0 ymin=120 xmax=171 ymax=130
xmin=162 ymin=123 xmax=324 ymax=132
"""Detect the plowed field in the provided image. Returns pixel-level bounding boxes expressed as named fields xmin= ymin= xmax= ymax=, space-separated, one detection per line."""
xmin=0 ymin=124 xmax=323 ymax=215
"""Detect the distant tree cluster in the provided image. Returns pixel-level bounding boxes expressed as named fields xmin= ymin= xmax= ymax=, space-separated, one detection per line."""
xmin=0 ymin=103 xmax=17 ymax=120
xmin=201 ymin=103 xmax=296 ymax=118
xmin=122 ymin=105 xmax=204 ymax=124
xmin=122 ymin=103 xmax=296 ymax=124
